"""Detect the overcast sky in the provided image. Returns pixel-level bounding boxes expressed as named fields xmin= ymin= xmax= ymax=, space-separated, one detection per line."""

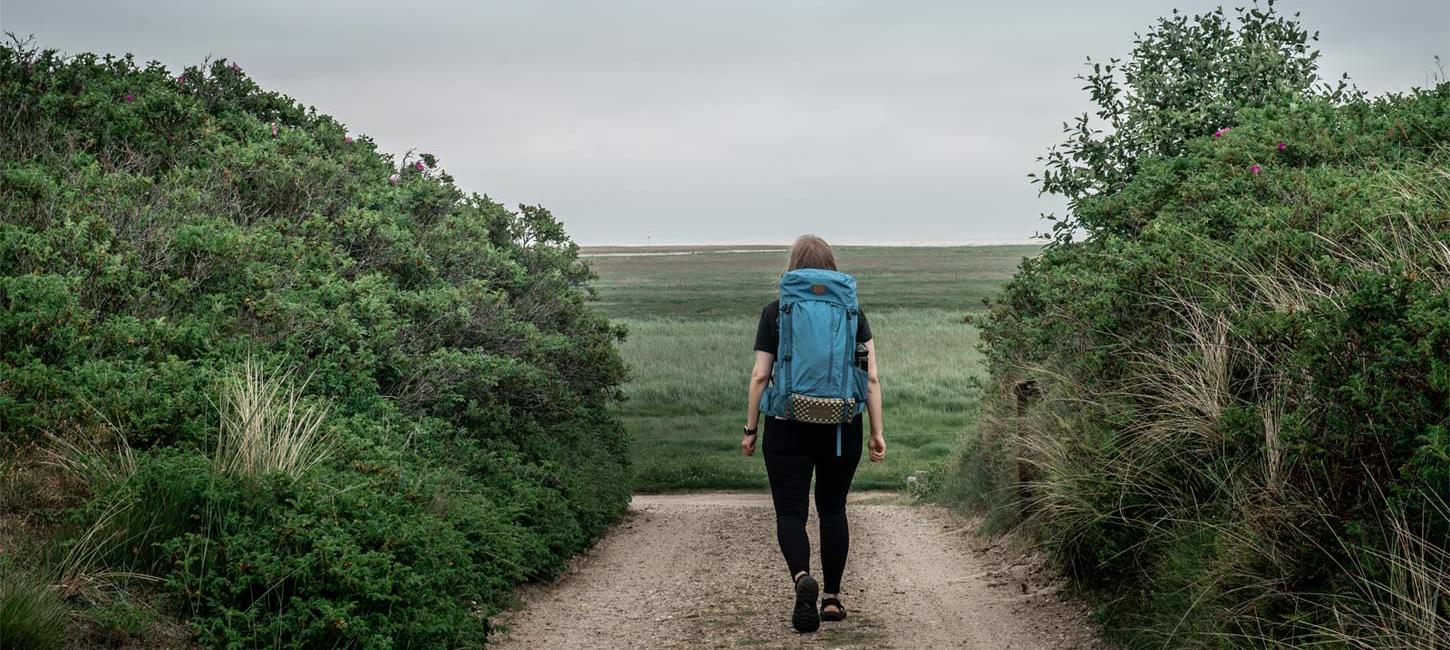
xmin=4 ymin=1 xmax=1446 ymax=245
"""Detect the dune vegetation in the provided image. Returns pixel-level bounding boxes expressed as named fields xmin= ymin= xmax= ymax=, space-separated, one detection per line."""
xmin=932 ymin=3 xmax=1450 ymax=648
xmin=0 ymin=37 xmax=629 ymax=647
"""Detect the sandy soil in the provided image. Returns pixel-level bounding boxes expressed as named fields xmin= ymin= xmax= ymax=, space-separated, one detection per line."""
xmin=491 ymin=492 xmax=1109 ymax=649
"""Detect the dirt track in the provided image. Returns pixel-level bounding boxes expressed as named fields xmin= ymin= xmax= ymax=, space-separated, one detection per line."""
xmin=491 ymin=492 xmax=1108 ymax=649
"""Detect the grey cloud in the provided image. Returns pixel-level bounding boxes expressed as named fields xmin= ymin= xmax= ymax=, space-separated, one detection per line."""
xmin=4 ymin=0 xmax=1444 ymax=244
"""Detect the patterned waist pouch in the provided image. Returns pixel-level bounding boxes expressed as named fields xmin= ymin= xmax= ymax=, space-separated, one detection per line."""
xmin=788 ymin=394 xmax=857 ymax=424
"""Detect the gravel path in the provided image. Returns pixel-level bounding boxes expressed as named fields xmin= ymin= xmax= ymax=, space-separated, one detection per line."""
xmin=491 ymin=492 xmax=1108 ymax=649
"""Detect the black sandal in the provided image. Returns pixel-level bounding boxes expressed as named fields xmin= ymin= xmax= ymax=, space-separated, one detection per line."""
xmin=792 ymin=573 xmax=820 ymax=633
xmin=820 ymin=596 xmax=847 ymax=621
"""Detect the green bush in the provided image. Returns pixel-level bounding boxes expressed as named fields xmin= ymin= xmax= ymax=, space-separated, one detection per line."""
xmin=937 ymin=3 xmax=1450 ymax=647
xmin=979 ymin=97 xmax=1450 ymax=645
xmin=1 ymin=38 xmax=630 ymax=647
xmin=85 ymin=595 xmax=151 ymax=644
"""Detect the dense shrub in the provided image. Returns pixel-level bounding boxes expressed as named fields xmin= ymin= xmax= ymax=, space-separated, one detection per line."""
xmin=1 ymin=37 xmax=629 ymax=647
xmin=938 ymin=4 xmax=1449 ymax=647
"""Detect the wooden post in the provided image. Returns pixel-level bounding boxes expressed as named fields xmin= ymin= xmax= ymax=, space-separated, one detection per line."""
xmin=1014 ymin=380 xmax=1036 ymax=417
xmin=1013 ymin=380 xmax=1039 ymax=516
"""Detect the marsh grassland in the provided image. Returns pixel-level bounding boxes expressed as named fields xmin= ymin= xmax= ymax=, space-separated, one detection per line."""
xmin=584 ymin=245 xmax=1037 ymax=490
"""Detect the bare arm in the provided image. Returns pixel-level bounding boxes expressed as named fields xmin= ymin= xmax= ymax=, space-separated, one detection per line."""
xmin=746 ymin=351 xmax=773 ymax=430
xmin=742 ymin=351 xmax=774 ymax=456
xmin=865 ymin=339 xmax=885 ymax=461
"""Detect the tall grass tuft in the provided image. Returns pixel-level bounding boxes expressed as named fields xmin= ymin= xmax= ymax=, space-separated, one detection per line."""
xmin=1284 ymin=492 xmax=1450 ymax=650
xmin=41 ymin=427 xmax=136 ymax=493
xmin=38 ymin=427 xmax=160 ymax=600
xmin=53 ymin=496 xmax=161 ymax=599
xmin=0 ymin=571 xmax=66 ymax=650
xmin=212 ymin=359 xmax=332 ymax=480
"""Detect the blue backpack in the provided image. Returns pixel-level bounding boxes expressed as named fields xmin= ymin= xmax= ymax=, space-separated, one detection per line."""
xmin=761 ymin=268 xmax=869 ymax=455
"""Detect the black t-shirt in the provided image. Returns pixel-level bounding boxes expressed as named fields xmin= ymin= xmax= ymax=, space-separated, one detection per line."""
xmin=753 ymin=300 xmax=872 ymax=354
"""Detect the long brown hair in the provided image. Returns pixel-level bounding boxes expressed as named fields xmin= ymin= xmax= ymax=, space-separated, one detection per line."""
xmin=786 ymin=234 xmax=837 ymax=271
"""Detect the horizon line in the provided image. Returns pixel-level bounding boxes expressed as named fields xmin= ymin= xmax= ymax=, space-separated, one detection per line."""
xmin=578 ymin=238 xmax=1043 ymax=248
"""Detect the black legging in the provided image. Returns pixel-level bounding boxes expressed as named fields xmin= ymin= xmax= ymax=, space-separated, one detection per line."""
xmin=762 ymin=415 xmax=863 ymax=594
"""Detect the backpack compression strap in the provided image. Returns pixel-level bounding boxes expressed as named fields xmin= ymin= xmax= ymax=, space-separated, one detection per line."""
xmin=836 ymin=305 xmax=858 ymax=457
xmin=778 ymin=302 xmax=794 ymax=419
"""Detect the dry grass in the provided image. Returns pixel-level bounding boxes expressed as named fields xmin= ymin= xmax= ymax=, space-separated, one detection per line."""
xmin=40 ymin=427 xmax=135 ymax=494
xmin=1123 ymin=302 xmax=1233 ymax=449
xmin=995 ymin=331 xmax=1447 ymax=648
xmin=52 ymin=498 xmax=161 ymax=600
xmin=1282 ymin=493 xmax=1450 ymax=650
xmin=212 ymin=358 xmax=332 ymax=480
xmin=31 ymin=426 xmax=156 ymax=601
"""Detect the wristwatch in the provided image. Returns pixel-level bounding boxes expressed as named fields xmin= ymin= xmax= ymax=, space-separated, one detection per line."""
xmin=743 ymin=425 xmax=758 ymax=436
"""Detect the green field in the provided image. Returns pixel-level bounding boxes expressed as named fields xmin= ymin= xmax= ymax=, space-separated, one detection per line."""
xmin=585 ymin=245 xmax=1038 ymax=490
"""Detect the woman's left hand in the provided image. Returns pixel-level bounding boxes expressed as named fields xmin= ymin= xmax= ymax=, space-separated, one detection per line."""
xmin=868 ymin=433 xmax=886 ymax=462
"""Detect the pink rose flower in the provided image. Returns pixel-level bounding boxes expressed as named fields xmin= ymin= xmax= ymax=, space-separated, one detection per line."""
xmin=229 ymin=62 xmax=242 ymax=73
xmin=271 ymin=123 xmax=279 ymax=136
xmin=413 ymin=161 xmax=425 ymax=172
xmin=344 ymin=135 xmax=354 ymax=144
xmin=389 ymin=174 xmax=400 ymax=185
xmin=1276 ymin=141 xmax=1287 ymax=152
xmin=124 ymin=93 xmax=135 ymax=103
xmin=1250 ymin=164 xmax=1262 ymax=174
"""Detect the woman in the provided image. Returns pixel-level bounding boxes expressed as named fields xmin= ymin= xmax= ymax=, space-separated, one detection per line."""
xmin=741 ymin=234 xmax=886 ymax=633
